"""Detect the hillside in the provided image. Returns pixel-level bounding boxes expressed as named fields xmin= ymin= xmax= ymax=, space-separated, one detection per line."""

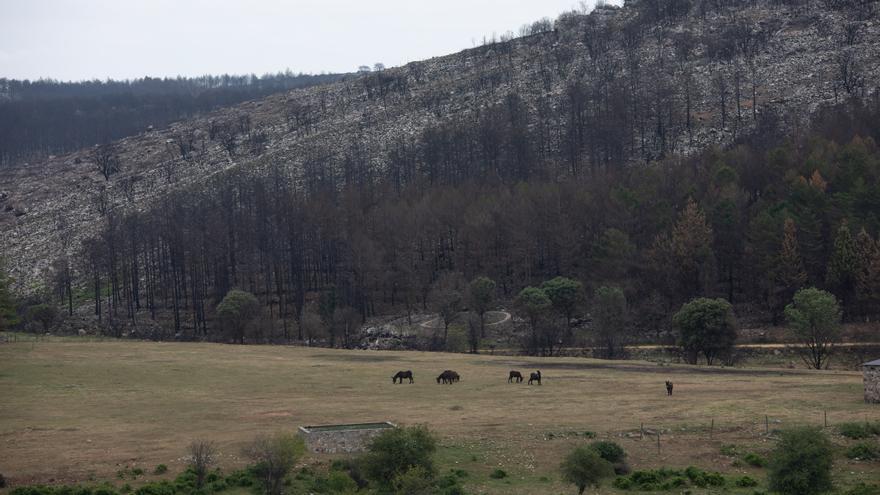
xmin=1 ymin=0 xmax=879 ymax=340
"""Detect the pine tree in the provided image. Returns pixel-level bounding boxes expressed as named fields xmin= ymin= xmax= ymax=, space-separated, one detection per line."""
xmin=855 ymin=229 xmax=880 ymax=318
xmin=774 ymin=218 xmax=807 ymax=316
xmin=0 ymin=258 xmax=19 ymax=331
xmin=826 ymin=221 xmax=858 ymax=317
xmin=669 ymin=199 xmax=715 ymax=302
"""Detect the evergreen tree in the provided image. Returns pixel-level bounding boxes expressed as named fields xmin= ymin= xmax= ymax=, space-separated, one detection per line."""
xmin=0 ymin=258 xmax=19 ymax=331
xmin=774 ymin=218 xmax=807 ymax=317
xmin=671 ymin=199 xmax=713 ymax=299
xmin=593 ymin=286 xmax=628 ymax=359
xmin=855 ymin=229 xmax=880 ymax=318
xmin=826 ymin=221 xmax=858 ymax=317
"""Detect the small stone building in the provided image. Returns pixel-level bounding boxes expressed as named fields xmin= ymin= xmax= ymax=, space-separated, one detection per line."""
xmin=864 ymin=359 xmax=880 ymax=404
xmin=298 ymin=422 xmax=396 ymax=454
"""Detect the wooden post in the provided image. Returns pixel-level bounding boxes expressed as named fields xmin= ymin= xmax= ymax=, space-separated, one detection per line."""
xmin=640 ymin=422 xmax=644 ymax=439
xmin=765 ymin=415 xmax=769 ymax=435
xmin=657 ymin=432 xmax=661 ymax=454
xmin=710 ymin=418 xmax=714 ymax=439
xmin=824 ymin=410 xmax=827 ymax=428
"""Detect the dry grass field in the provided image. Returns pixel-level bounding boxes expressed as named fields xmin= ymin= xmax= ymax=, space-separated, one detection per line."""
xmin=0 ymin=337 xmax=877 ymax=493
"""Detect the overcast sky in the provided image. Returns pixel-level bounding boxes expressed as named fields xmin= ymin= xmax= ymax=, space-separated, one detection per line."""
xmin=0 ymin=0 xmax=621 ymax=82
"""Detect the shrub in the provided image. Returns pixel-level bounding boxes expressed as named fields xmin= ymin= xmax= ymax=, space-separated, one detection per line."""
xmin=560 ymin=446 xmax=614 ymax=494
xmin=130 ymin=468 xmax=144 ymax=477
xmin=391 ymin=466 xmax=434 ymax=495
xmin=768 ymin=426 xmax=834 ymax=495
xmin=329 ymin=458 xmax=368 ymax=489
xmin=743 ymin=452 xmax=767 ymax=467
xmin=153 ymin=465 xmax=168 ymax=475
xmin=320 ymin=471 xmax=358 ymax=493
xmin=119 ymin=485 xmax=131 ymax=494
xmin=845 ymin=442 xmax=880 ymax=460
xmin=243 ymin=432 xmax=305 ymax=495
xmin=589 ymin=440 xmax=626 ymax=464
xmin=134 ymin=481 xmax=175 ymax=495
xmin=719 ymin=444 xmax=738 ymax=456
xmin=845 ymin=483 xmax=880 ymax=495
xmin=735 ymin=476 xmax=759 ymax=487
xmin=839 ymin=422 xmax=880 ymax=439
xmin=0 ymin=473 xmax=6 ymax=489
xmin=489 ymin=469 xmax=507 ymax=479
xmin=361 ymin=425 xmax=437 ymax=490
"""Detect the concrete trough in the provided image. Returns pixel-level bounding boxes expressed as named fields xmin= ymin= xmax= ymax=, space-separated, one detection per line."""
xmin=298 ymin=421 xmax=396 ymax=453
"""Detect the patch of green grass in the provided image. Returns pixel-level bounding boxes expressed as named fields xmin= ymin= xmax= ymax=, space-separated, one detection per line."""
xmin=838 ymin=422 xmax=880 ymax=439
xmin=846 ymin=442 xmax=880 ymax=461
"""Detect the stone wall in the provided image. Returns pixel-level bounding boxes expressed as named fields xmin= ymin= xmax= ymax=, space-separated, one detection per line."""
xmin=866 ymin=366 xmax=880 ymax=404
xmin=298 ymin=422 xmax=396 ymax=454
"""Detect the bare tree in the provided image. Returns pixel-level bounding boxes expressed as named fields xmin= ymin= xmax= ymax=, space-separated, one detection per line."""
xmin=93 ymin=144 xmax=120 ymax=181
xmin=188 ymin=440 xmax=217 ymax=488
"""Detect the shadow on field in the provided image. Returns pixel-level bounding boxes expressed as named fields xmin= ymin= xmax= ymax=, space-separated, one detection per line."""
xmin=479 ymin=359 xmax=820 ymax=377
xmin=310 ymin=353 xmax=404 ymax=362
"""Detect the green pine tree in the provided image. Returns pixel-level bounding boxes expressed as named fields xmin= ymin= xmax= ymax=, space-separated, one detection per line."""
xmin=826 ymin=221 xmax=858 ymax=317
xmin=0 ymin=258 xmax=20 ymax=331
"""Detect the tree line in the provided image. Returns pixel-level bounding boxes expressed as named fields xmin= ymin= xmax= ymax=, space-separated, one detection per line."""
xmin=22 ymin=96 xmax=876 ymax=348
xmin=0 ymin=72 xmax=346 ymax=167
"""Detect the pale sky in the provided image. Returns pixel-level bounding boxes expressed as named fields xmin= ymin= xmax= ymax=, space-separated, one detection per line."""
xmin=0 ymin=0 xmax=621 ymax=81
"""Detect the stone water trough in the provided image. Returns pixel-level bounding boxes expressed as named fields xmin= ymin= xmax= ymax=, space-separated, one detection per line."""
xmin=298 ymin=421 xmax=396 ymax=453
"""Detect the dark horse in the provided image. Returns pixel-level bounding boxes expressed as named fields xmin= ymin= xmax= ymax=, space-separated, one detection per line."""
xmin=528 ymin=370 xmax=542 ymax=385
xmin=437 ymin=370 xmax=460 ymax=384
xmin=665 ymin=380 xmax=673 ymax=395
xmin=508 ymin=370 xmax=523 ymax=383
xmin=392 ymin=370 xmax=414 ymax=384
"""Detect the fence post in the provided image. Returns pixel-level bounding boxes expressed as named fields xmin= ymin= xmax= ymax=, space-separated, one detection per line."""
xmin=710 ymin=418 xmax=714 ymax=439
xmin=640 ymin=422 xmax=644 ymax=439
xmin=824 ymin=410 xmax=827 ymax=428
xmin=765 ymin=415 xmax=769 ymax=435
xmin=657 ymin=432 xmax=661 ymax=455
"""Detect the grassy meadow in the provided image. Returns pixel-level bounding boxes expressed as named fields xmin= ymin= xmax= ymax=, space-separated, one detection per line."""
xmin=0 ymin=337 xmax=877 ymax=493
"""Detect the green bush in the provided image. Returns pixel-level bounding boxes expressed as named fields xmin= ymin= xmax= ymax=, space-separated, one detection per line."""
xmin=391 ymin=466 xmax=433 ymax=495
xmin=0 ymin=473 xmax=6 ymax=489
xmin=838 ymin=422 xmax=880 ymax=439
xmin=719 ymin=444 xmax=738 ymax=456
xmin=589 ymin=441 xmax=626 ymax=464
xmin=361 ymin=425 xmax=437 ymax=490
xmin=329 ymin=458 xmax=368 ymax=489
xmin=735 ymin=476 xmax=759 ymax=487
xmin=130 ymin=468 xmax=144 ymax=477
xmin=559 ymin=446 xmax=614 ymax=494
xmin=845 ymin=442 xmax=880 ymax=460
xmin=489 ymin=469 xmax=507 ymax=480
xmin=120 ymin=485 xmax=131 ymax=494
xmin=844 ymin=483 xmax=880 ymax=495
xmin=153 ymin=465 xmax=168 ymax=475
xmin=319 ymin=471 xmax=358 ymax=493
xmin=743 ymin=452 xmax=767 ymax=467
xmin=768 ymin=426 xmax=834 ymax=495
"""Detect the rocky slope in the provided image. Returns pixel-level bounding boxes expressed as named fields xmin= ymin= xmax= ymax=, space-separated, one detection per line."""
xmin=1 ymin=0 xmax=878 ymax=289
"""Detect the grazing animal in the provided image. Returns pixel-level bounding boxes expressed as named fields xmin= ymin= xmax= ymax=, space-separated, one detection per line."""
xmin=665 ymin=380 xmax=673 ymax=395
xmin=508 ymin=370 xmax=523 ymax=383
xmin=392 ymin=370 xmax=414 ymax=384
xmin=437 ymin=370 xmax=460 ymax=384
xmin=528 ymin=370 xmax=542 ymax=385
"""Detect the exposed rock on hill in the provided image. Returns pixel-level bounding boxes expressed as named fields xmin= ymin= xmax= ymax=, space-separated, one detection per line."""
xmin=1 ymin=0 xmax=878 ymax=289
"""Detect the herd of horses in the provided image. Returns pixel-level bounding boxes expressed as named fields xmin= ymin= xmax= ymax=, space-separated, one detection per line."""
xmin=392 ymin=370 xmax=675 ymax=394
xmin=391 ymin=369 xmax=542 ymax=385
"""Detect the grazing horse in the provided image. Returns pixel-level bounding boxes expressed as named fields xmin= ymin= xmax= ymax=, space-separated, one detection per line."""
xmin=392 ymin=370 xmax=414 ymax=384
xmin=528 ymin=370 xmax=542 ymax=385
xmin=508 ymin=370 xmax=523 ymax=383
xmin=665 ymin=380 xmax=673 ymax=396
xmin=437 ymin=370 xmax=460 ymax=384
